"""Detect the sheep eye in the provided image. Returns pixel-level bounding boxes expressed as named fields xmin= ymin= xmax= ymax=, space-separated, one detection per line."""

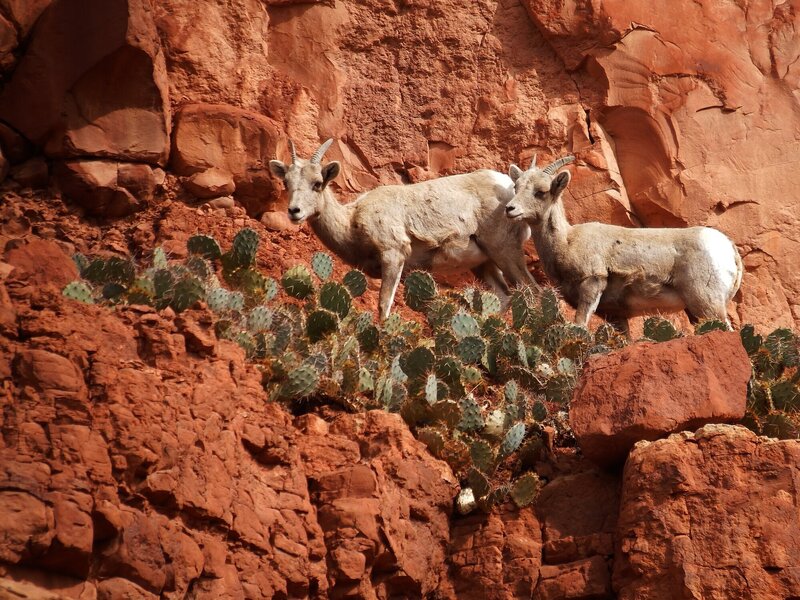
xmin=534 ymin=190 xmax=546 ymax=199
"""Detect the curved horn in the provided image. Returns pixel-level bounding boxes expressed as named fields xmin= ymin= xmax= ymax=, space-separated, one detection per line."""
xmin=529 ymin=153 xmax=537 ymax=170
xmin=288 ymin=139 xmax=297 ymax=164
xmin=542 ymin=155 xmax=575 ymax=175
xmin=310 ymin=138 xmax=334 ymax=164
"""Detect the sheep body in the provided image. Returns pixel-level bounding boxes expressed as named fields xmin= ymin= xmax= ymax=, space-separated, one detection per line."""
xmin=270 ymin=141 xmax=535 ymax=318
xmin=506 ymin=156 xmax=743 ymax=333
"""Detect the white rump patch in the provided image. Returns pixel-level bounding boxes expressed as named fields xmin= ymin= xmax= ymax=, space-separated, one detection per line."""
xmin=486 ymin=170 xmax=514 ymax=192
xmin=699 ymin=228 xmax=738 ymax=296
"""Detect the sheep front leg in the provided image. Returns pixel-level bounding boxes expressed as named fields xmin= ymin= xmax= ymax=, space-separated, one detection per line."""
xmin=379 ymin=251 xmax=405 ymax=321
xmin=575 ymin=276 xmax=606 ymax=328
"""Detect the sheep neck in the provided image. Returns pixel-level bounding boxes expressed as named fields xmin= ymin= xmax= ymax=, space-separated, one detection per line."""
xmin=531 ymin=199 xmax=571 ymax=274
xmin=308 ymin=188 xmax=359 ymax=264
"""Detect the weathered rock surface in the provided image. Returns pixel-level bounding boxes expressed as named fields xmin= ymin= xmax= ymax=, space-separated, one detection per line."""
xmin=54 ymin=160 xmax=156 ymax=217
xmin=614 ymin=425 xmax=800 ymax=598
xmin=183 ymin=167 xmax=236 ymax=199
xmin=0 ymin=0 xmax=170 ymax=164
xmin=569 ymin=331 xmax=752 ymax=466
xmin=570 ymin=331 xmax=751 ymax=466
xmin=171 ymin=103 xmax=284 ymax=216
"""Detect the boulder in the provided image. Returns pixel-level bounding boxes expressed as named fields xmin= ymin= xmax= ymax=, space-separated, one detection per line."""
xmin=614 ymin=425 xmax=800 ymax=598
xmin=183 ymin=167 xmax=235 ymax=199
xmin=54 ymin=160 xmax=156 ymax=217
xmin=170 ymin=103 xmax=284 ymax=216
xmin=260 ymin=210 xmax=295 ymax=232
xmin=0 ymin=0 xmax=170 ymax=165
xmin=570 ymin=331 xmax=751 ymax=466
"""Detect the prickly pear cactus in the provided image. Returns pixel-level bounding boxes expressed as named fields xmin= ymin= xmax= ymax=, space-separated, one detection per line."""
xmin=306 ymin=309 xmax=338 ymax=342
xmin=228 ymin=291 xmax=245 ymax=313
xmin=311 ymin=252 xmax=334 ymax=281
xmin=62 ymin=281 xmax=94 ymax=304
xmin=470 ymin=439 xmax=495 ymax=473
xmin=278 ymin=364 xmax=320 ymax=399
xmin=458 ymin=395 xmax=484 ymax=432
xmin=228 ymin=228 xmax=259 ymax=269
xmin=319 ymin=282 xmax=352 ymax=319
xmin=643 ymin=317 xmax=681 ymax=342
xmin=510 ymin=472 xmax=541 ymax=507
xmin=281 ymin=265 xmax=314 ymax=299
xmin=479 ymin=291 xmax=502 ymax=317
xmin=457 ymin=336 xmax=486 ymax=364
xmin=400 ymin=346 xmax=435 ymax=380
xmin=417 ymin=427 xmax=446 ymax=457
xmin=343 ymin=269 xmax=368 ymax=297
xmin=451 ymin=312 xmax=480 ymax=339
xmin=404 ymin=271 xmax=437 ymax=311
xmin=695 ymin=319 xmax=728 ymax=335
xmin=247 ymin=306 xmax=273 ymax=332
xmin=500 ymin=422 xmax=526 ymax=457
xmin=206 ymin=287 xmax=230 ymax=313
xmin=187 ymin=234 xmax=222 ymax=260
xmin=171 ymin=277 xmax=205 ymax=312
xmin=153 ymin=247 xmax=169 ymax=270
xmin=72 ymin=253 xmax=89 ymax=275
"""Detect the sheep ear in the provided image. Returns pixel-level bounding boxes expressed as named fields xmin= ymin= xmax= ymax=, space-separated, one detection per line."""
xmin=549 ymin=171 xmax=571 ymax=196
xmin=508 ymin=164 xmax=523 ymax=182
xmin=322 ymin=161 xmax=341 ymax=186
xmin=269 ymin=160 xmax=288 ymax=180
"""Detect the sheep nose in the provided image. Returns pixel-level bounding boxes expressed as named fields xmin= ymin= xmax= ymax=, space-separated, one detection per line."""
xmin=506 ymin=205 xmax=516 ymax=213
xmin=288 ymin=207 xmax=301 ymax=216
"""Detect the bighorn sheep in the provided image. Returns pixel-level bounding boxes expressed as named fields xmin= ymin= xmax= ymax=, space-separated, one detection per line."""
xmin=505 ymin=155 xmax=743 ymax=335
xmin=269 ymin=139 xmax=536 ymax=319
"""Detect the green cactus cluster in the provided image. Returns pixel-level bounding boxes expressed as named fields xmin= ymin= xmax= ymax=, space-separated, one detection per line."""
xmin=65 ymin=226 xmax=800 ymax=515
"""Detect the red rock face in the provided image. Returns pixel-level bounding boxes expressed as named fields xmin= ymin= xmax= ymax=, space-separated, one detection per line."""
xmin=570 ymin=331 xmax=752 ymax=467
xmin=615 ymin=425 xmax=800 ymax=599
xmin=0 ymin=241 xmax=460 ymax=597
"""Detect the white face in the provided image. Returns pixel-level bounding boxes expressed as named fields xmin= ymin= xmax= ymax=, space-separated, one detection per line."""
xmin=505 ymin=166 xmax=571 ymax=223
xmin=268 ymin=159 xmax=340 ymax=223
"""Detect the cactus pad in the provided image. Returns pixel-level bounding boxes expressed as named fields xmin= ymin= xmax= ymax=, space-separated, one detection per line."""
xmin=531 ymin=399 xmax=548 ymax=422
xmin=457 ymin=336 xmax=485 ymax=364
xmin=127 ymin=277 xmax=156 ymax=305
xmin=62 ymin=281 xmax=94 ymax=304
xmin=509 ymin=291 xmax=530 ymax=329
xmin=470 ymin=440 xmax=496 ymax=473
xmin=424 ymin=373 xmax=439 ymax=404
xmin=307 ymin=309 xmax=338 ymax=343
xmin=500 ymin=422 xmax=526 ymax=457
xmin=479 ymin=291 xmax=502 ymax=317
xmin=187 ymin=234 xmax=222 ymax=260
xmin=417 ymin=427 xmax=446 ymax=457
xmin=695 ymin=319 xmax=728 ymax=335
xmin=343 ymin=269 xmax=368 ymax=297
xmin=235 ymin=331 xmax=257 ymax=357
xmin=357 ymin=324 xmax=380 ymax=353
xmin=510 ymin=472 xmax=542 ymax=508
xmin=740 ymin=324 xmax=762 ymax=356
xmin=404 ymin=271 xmax=437 ymax=311
xmin=228 ymin=291 xmax=245 ymax=312
xmin=643 ymin=317 xmax=681 ymax=342
xmin=319 ymin=282 xmax=352 ymax=319
xmin=230 ymin=227 xmax=259 ymax=268
xmin=483 ymin=409 xmax=506 ymax=438
xmin=400 ymin=346 xmax=435 ymax=380
xmin=311 ymin=252 xmax=334 ymax=280
xmin=504 ymin=380 xmax=519 ymax=404
xmin=279 ymin=364 xmax=320 ymax=399
xmin=72 ymin=253 xmax=89 ymax=275
xmin=171 ymin=277 xmax=205 ymax=312
xmin=458 ymin=395 xmax=483 ymax=432
xmin=153 ymin=247 xmax=168 ymax=270
xmin=206 ymin=287 xmax=230 ymax=313
xmin=282 ymin=265 xmax=314 ymax=299
xmin=247 ymin=306 xmax=273 ymax=332
xmin=451 ymin=311 xmax=480 ymax=339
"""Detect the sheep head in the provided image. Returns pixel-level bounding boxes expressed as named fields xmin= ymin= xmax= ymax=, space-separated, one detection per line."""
xmin=505 ymin=155 xmax=575 ymax=223
xmin=269 ymin=138 xmax=341 ymax=223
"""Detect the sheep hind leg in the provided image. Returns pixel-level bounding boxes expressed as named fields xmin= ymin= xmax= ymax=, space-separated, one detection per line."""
xmin=575 ymin=276 xmax=606 ymax=328
xmin=379 ymin=252 xmax=405 ymax=321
